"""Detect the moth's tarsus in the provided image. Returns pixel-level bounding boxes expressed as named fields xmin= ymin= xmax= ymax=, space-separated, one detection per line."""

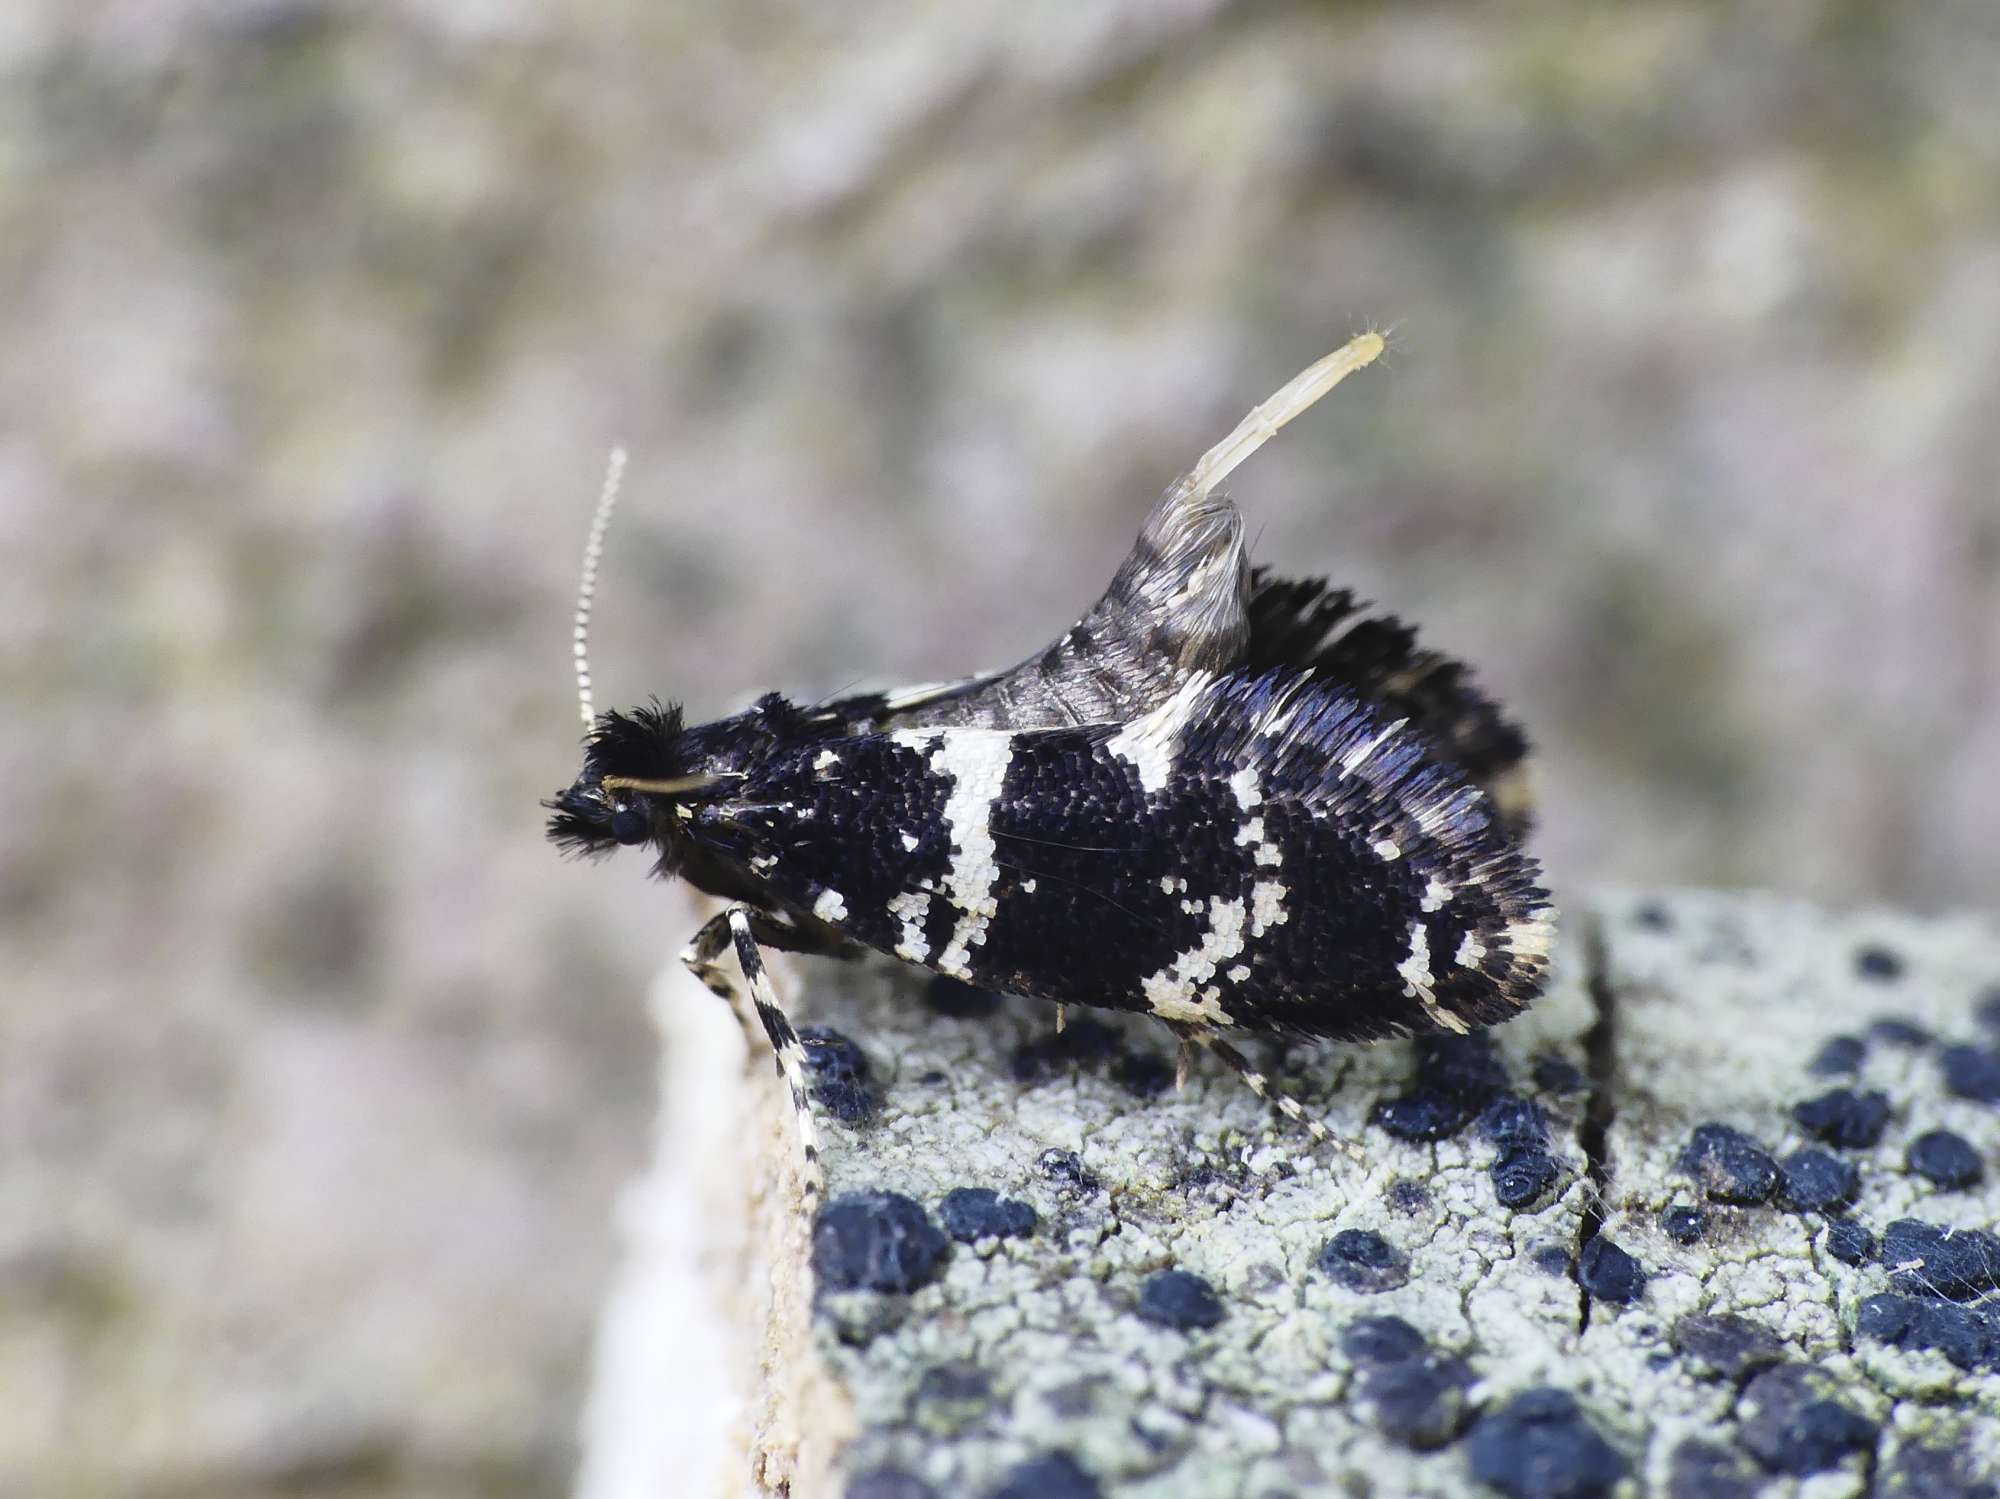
xmin=548 ymin=336 xmax=1550 ymax=1160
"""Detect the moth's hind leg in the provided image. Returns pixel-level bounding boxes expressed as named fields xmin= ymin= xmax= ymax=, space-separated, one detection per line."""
xmin=678 ymin=905 xmax=826 ymax=1197
xmin=1173 ymin=1024 xmax=1365 ymax=1164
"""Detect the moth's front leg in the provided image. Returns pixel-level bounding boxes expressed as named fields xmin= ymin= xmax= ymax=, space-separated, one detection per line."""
xmin=679 ymin=906 xmax=845 ymax=1037
xmin=679 ymin=905 xmax=826 ymax=1195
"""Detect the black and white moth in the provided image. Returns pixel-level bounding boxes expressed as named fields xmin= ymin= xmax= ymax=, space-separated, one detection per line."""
xmin=547 ymin=333 xmax=1553 ymax=1172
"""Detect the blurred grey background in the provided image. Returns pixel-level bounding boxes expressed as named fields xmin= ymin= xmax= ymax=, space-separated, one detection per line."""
xmin=4 ymin=2 xmax=1997 ymax=1495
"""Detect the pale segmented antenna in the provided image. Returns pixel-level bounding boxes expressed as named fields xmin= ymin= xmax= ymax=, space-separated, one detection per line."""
xmin=573 ymin=446 xmax=628 ymax=728
xmin=1181 ymin=331 xmax=1385 ymax=501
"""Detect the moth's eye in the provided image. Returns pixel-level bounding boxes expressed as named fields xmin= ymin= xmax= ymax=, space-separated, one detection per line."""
xmin=609 ymin=805 xmax=650 ymax=845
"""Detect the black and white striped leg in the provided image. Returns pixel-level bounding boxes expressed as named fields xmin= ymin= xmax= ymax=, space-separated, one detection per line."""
xmin=677 ymin=905 xmax=825 ymax=1195
xmin=680 ymin=909 xmax=760 ymax=1045
xmin=1174 ymin=1025 xmax=1364 ymax=1162
xmin=680 ymin=906 xmax=846 ymax=1042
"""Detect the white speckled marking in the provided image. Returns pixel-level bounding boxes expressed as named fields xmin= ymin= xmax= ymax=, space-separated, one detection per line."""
xmin=1501 ymin=908 xmax=1558 ymax=964
xmin=1398 ymin=921 xmax=1435 ymax=994
xmin=888 ymin=889 xmax=931 ymax=963
xmin=813 ymin=888 xmax=848 ymax=923
xmin=812 ymin=748 xmax=840 ymax=771
xmin=926 ymin=730 xmax=1015 ymax=978
xmin=1397 ymin=920 xmax=1468 ymax=1032
xmin=1250 ymin=880 xmax=1289 ymax=937
xmin=1372 ymin=838 xmax=1402 ymax=862
xmin=1141 ymin=895 xmax=1247 ymax=1025
xmin=1106 ymin=671 xmax=1212 ymax=795
xmin=1420 ymin=878 xmax=1454 ymax=912
xmin=1019 ymin=878 xmax=1036 ymax=893
xmin=1455 ymin=930 xmax=1488 ymax=968
xmin=1227 ymin=765 xmax=1263 ymax=809
xmin=900 ymin=832 xmax=919 ymax=853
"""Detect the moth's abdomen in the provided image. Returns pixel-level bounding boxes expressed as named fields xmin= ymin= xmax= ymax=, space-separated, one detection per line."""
xmin=735 ymin=670 xmax=1552 ymax=1043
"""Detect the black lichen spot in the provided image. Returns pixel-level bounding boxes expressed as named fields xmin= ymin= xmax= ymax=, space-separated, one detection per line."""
xmin=1011 ymin=1018 xmax=1121 ymax=1082
xmin=1906 ymin=1129 xmax=1983 ymax=1190
xmin=1671 ymin=1313 xmax=1784 ymax=1384
xmin=1575 ymin=1236 xmax=1646 ymax=1304
xmin=1370 ymin=1091 xmax=1463 ymax=1142
xmin=1135 ymin=1269 xmax=1224 ymax=1331
xmin=1738 ymin=1364 xmax=1878 ymax=1476
xmin=924 ymin=974 xmax=1003 ymax=1018
xmin=1491 ymin=1147 xmax=1562 ymax=1210
xmin=1868 ymin=1016 xmax=1931 ymax=1047
xmin=1856 ymin=1292 xmax=2000 ymax=1372
xmin=1824 ymin=1219 xmax=1875 ymax=1266
xmin=1343 ymin=1320 xmax=1474 ymax=1450
xmin=937 ymin=1187 xmax=1036 ymax=1243
xmin=1807 ymin=1035 xmax=1866 ymax=1077
xmin=1036 ymin=1148 xmax=1100 ymax=1197
xmin=1660 ymin=1204 xmax=1709 ymax=1245
xmin=1317 ymin=1229 xmax=1410 ymax=1293
xmin=1466 ymin=1388 xmax=1626 ymax=1499
xmin=847 ymin=1467 xmax=936 ymax=1499
xmin=1478 ymin=1093 xmax=1549 ymax=1145
xmin=1341 ymin=1314 xmax=1430 ymax=1367
xmin=1666 ymin=1439 xmax=1761 ymax=1499
xmin=1678 ymin=1123 xmax=1780 ymax=1204
xmin=1633 ymin=903 xmax=1673 ymax=931
xmin=915 ymin=1361 xmax=990 ymax=1406
xmin=912 ymin=1361 xmax=991 ymax=1438
xmin=1532 ymin=1244 xmax=1573 ymax=1277
xmin=1112 ymin=1048 xmax=1174 ymax=1098
xmin=1854 ymin=945 xmax=1905 ymax=981
xmin=1386 ymin=1179 xmax=1431 ymax=1214
xmin=1367 ymin=1356 xmax=1474 ymax=1449
xmin=1532 ymin=1055 xmax=1588 ymax=1095
xmin=1881 ymin=1218 xmax=2000 ymax=1300
xmin=1978 ymin=986 xmax=2000 ymax=1032
xmin=813 ymin=1192 xmax=948 ymax=1293
xmin=1941 ymin=1045 xmax=2000 ymax=1104
xmin=1878 ymin=1441 xmax=2000 ymax=1499
xmin=1371 ymin=1034 xmax=1509 ymax=1141
xmin=798 ymin=1026 xmax=876 ymax=1122
xmin=1171 ymin=1162 xmax=1236 ymax=1200
xmin=989 ymin=1451 xmax=1099 ymax=1499
xmin=1791 ymin=1088 xmax=1890 ymax=1149
xmin=1778 ymin=1148 xmax=1859 ymax=1213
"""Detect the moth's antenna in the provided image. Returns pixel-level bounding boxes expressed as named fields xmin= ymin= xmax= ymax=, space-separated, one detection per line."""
xmin=1184 ymin=331 xmax=1384 ymax=500
xmin=573 ymin=446 xmax=627 ymax=728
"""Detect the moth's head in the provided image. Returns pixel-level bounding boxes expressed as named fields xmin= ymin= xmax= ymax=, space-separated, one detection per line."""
xmin=544 ymin=701 xmax=721 ymax=858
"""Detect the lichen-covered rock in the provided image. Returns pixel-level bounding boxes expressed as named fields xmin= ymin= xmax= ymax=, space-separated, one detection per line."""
xmin=592 ymin=891 xmax=2000 ymax=1495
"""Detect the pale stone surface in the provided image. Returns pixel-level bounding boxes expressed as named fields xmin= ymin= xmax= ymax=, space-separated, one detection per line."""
xmin=586 ymin=891 xmax=2000 ymax=1497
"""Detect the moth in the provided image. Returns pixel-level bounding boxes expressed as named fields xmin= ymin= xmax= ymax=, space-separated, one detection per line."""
xmin=547 ymin=333 xmax=1553 ymax=1175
